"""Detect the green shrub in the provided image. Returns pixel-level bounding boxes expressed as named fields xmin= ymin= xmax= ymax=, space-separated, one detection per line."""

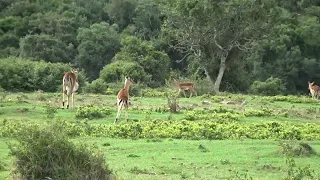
xmin=0 ymin=57 xmax=86 ymax=92
xmin=99 ymin=60 xmax=150 ymax=83
xmin=84 ymin=78 xmax=108 ymax=94
xmin=104 ymin=82 xmax=146 ymax=96
xmin=76 ymin=106 xmax=112 ymax=119
xmin=44 ymin=105 xmax=58 ymax=118
xmin=2 ymin=120 xmax=320 ymax=141
xmin=8 ymin=122 xmax=112 ymax=180
xmin=249 ymin=77 xmax=286 ymax=96
xmin=285 ymin=158 xmax=316 ymax=180
xmin=279 ymin=141 xmax=317 ymax=157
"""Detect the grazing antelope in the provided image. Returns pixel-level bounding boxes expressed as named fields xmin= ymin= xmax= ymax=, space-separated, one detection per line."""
xmin=114 ymin=76 xmax=134 ymax=123
xmin=173 ymin=78 xmax=197 ymax=98
xmin=308 ymin=81 xmax=320 ymax=99
xmin=62 ymin=70 xmax=79 ymax=109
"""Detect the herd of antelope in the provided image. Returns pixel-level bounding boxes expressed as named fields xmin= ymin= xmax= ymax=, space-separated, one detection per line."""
xmin=62 ymin=70 xmax=320 ymax=123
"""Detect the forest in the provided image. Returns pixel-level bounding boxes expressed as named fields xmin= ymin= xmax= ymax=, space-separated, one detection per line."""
xmin=0 ymin=0 xmax=320 ymax=95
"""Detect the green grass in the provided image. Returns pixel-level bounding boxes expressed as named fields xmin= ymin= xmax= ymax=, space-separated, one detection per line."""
xmin=1 ymin=92 xmax=320 ymax=179
xmin=1 ymin=137 xmax=319 ymax=179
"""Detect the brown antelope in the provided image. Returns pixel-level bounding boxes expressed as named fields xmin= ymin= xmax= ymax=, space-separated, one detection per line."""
xmin=62 ymin=70 xmax=79 ymax=109
xmin=114 ymin=76 xmax=134 ymax=123
xmin=308 ymin=81 xmax=320 ymax=99
xmin=173 ymin=78 xmax=197 ymax=98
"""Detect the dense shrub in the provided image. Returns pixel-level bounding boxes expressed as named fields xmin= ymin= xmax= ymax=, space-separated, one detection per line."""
xmin=0 ymin=57 xmax=86 ymax=92
xmin=84 ymin=78 xmax=108 ymax=94
xmin=76 ymin=106 xmax=112 ymax=119
xmin=99 ymin=60 xmax=150 ymax=83
xmin=249 ymin=77 xmax=287 ymax=96
xmin=8 ymin=122 xmax=112 ymax=180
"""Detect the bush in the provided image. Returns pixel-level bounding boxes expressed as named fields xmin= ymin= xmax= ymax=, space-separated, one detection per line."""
xmin=99 ymin=60 xmax=150 ymax=83
xmin=76 ymin=106 xmax=112 ymax=119
xmin=0 ymin=57 xmax=86 ymax=92
xmin=84 ymin=78 xmax=108 ymax=94
xmin=9 ymin=122 xmax=112 ymax=180
xmin=105 ymin=81 xmax=147 ymax=96
xmin=249 ymin=77 xmax=287 ymax=96
xmin=279 ymin=141 xmax=317 ymax=157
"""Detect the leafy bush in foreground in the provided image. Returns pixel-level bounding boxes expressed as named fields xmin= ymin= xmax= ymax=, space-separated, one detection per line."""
xmin=8 ymin=122 xmax=112 ymax=180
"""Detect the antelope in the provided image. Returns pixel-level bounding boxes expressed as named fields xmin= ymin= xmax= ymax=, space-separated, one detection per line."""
xmin=114 ymin=76 xmax=134 ymax=123
xmin=173 ymin=78 xmax=197 ymax=98
xmin=308 ymin=81 xmax=320 ymax=99
xmin=62 ymin=70 xmax=79 ymax=109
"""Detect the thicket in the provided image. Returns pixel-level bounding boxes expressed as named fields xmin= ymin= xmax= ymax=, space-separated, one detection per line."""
xmin=8 ymin=122 xmax=112 ymax=180
xmin=0 ymin=57 xmax=86 ymax=92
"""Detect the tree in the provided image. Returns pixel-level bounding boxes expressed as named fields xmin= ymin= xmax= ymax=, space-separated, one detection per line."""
xmin=164 ymin=0 xmax=281 ymax=93
xmin=19 ymin=34 xmax=75 ymax=63
xmin=114 ymin=35 xmax=170 ymax=87
xmin=251 ymin=7 xmax=320 ymax=93
xmin=133 ymin=0 xmax=162 ymax=40
xmin=76 ymin=22 xmax=121 ymax=81
xmin=105 ymin=0 xmax=136 ymax=31
xmin=28 ymin=11 xmax=78 ymax=45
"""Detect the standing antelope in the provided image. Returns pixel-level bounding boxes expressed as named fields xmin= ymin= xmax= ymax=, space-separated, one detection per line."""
xmin=62 ymin=70 xmax=79 ymax=109
xmin=308 ymin=81 xmax=320 ymax=99
xmin=115 ymin=76 xmax=134 ymax=123
xmin=173 ymin=78 xmax=197 ymax=98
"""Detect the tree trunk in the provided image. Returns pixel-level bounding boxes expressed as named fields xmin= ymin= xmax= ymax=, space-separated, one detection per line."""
xmin=203 ymin=66 xmax=213 ymax=83
xmin=213 ymin=56 xmax=226 ymax=93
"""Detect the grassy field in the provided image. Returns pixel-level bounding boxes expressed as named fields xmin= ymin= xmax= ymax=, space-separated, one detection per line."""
xmin=0 ymin=91 xmax=320 ymax=179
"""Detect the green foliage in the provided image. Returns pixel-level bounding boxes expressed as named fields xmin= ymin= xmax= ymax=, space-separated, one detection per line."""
xmin=105 ymin=0 xmax=136 ymax=30
xmin=0 ymin=0 xmax=320 ymax=94
xmin=0 ymin=57 xmax=86 ymax=92
xmin=84 ymin=78 xmax=108 ymax=94
xmin=243 ymin=108 xmax=273 ymax=117
xmin=133 ymin=0 xmax=162 ymax=40
xmin=249 ymin=77 xmax=287 ymax=96
xmin=141 ymin=88 xmax=168 ymax=97
xmin=114 ymin=35 xmax=170 ymax=87
xmin=166 ymin=91 xmax=180 ymax=113
xmin=75 ymin=106 xmax=112 ymax=119
xmin=0 ymin=16 xmax=21 ymax=33
xmin=8 ymin=122 xmax=112 ymax=180
xmin=99 ymin=60 xmax=149 ymax=83
xmin=2 ymin=119 xmax=320 ymax=141
xmin=19 ymin=34 xmax=74 ymax=63
xmin=260 ymin=95 xmax=318 ymax=103
xmin=184 ymin=108 xmax=240 ymax=122
xmin=28 ymin=12 xmax=78 ymax=45
xmin=279 ymin=141 xmax=317 ymax=157
xmin=44 ymin=105 xmax=58 ymax=119
xmin=76 ymin=22 xmax=121 ymax=81
xmin=284 ymin=158 xmax=316 ymax=180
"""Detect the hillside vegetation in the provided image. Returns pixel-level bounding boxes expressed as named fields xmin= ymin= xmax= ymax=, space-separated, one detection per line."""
xmin=0 ymin=0 xmax=320 ymax=94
